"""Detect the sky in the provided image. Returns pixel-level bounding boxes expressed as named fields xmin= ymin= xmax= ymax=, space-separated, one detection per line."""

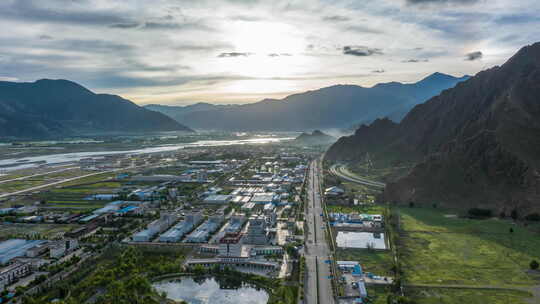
xmin=0 ymin=0 xmax=538 ymax=105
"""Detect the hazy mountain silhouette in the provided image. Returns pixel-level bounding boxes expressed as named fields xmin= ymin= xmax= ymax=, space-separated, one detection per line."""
xmin=145 ymin=72 xmax=469 ymax=131
xmin=0 ymin=79 xmax=193 ymax=139
xmin=294 ymin=130 xmax=336 ymax=145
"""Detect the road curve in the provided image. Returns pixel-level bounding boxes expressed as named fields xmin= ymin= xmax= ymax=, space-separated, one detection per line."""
xmin=330 ymin=164 xmax=385 ymax=189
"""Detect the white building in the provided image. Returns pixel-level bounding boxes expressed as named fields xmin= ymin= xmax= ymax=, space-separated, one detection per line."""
xmin=204 ymin=195 xmax=232 ymax=204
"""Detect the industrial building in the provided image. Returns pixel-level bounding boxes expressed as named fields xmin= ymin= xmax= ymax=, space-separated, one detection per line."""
xmin=0 ymin=262 xmax=31 ymax=291
xmin=218 ymin=233 xmax=245 ymax=257
xmin=159 ymin=212 xmax=203 ymax=243
xmin=133 ymin=213 xmax=178 ymax=242
xmin=185 ymin=216 xmax=224 ymax=243
xmin=0 ymin=239 xmax=46 ymax=264
xmin=243 ymin=215 xmax=268 ymax=245
xmin=250 ymin=193 xmax=277 ymax=204
xmin=203 ymin=194 xmax=232 ymax=204
xmin=224 ymin=215 xmax=246 ymax=233
xmin=49 ymin=239 xmax=79 ymax=259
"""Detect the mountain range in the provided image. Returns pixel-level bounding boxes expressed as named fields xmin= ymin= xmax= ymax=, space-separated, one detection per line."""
xmin=0 ymin=79 xmax=192 ymax=139
xmin=145 ymin=72 xmax=469 ymax=131
xmin=326 ymin=42 xmax=540 ymax=215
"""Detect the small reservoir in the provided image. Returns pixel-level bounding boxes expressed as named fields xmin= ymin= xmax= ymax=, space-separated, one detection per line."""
xmin=153 ymin=276 xmax=269 ymax=304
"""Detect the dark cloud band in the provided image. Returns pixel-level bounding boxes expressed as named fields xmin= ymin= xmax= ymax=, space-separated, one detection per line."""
xmin=465 ymin=51 xmax=482 ymax=61
xmin=343 ymin=46 xmax=383 ymax=57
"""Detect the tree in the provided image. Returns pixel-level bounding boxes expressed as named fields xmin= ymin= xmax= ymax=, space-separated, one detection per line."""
xmin=509 ymin=227 xmax=514 ymax=233
xmin=511 ymin=208 xmax=518 ymax=220
xmin=530 ymin=260 xmax=539 ymax=270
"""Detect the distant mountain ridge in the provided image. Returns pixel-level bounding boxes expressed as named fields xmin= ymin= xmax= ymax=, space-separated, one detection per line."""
xmin=326 ymin=42 xmax=540 ymax=215
xmin=294 ymin=130 xmax=336 ymax=145
xmin=0 ymin=79 xmax=193 ymax=139
xmin=145 ymin=72 xmax=470 ymax=131
xmin=144 ymin=103 xmax=238 ymax=124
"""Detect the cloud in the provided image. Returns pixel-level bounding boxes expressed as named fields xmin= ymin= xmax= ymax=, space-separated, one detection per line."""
xmin=323 ymin=15 xmax=350 ymax=22
xmin=405 ymin=0 xmax=479 ymax=5
xmin=268 ymin=53 xmax=292 ymax=57
xmin=229 ymin=15 xmax=263 ymax=22
xmin=345 ymin=25 xmax=383 ymax=34
xmin=343 ymin=46 xmax=383 ymax=57
xmin=465 ymin=51 xmax=482 ymax=61
xmin=142 ymin=22 xmax=212 ymax=31
xmin=122 ymin=59 xmax=191 ymax=72
xmin=217 ymin=52 xmax=253 ymax=58
xmin=0 ymin=1 xmax=131 ymax=25
xmin=173 ymin=42 xmax=233 ymax=52
xmin=108 ymin=21 xmax=215 ymax=32
xmin=0 ymin=76 xmax=19 ymax=82
xmin=109 ymin=22 xmax=140 ymax=29
xmin=402 ymin=59 xmax=429 ymax=62
xmin=38 ymin=34 xmax=53 ymax=40
xmin=58 ymin=39 xmax=133 ymax=53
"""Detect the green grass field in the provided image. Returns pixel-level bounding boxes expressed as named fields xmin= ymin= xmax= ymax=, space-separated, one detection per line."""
xmin=366 ymin=285 xmax=393 ymax=304
xmin=337 ymin=248 xmax=394 ymax=276
xmin=327 ymin=204 xmax=385 ymax=215
xmin=398 ymin=207 xmax=540 ymax=287
xmin=405 ymin=287 xmax=532 ymax=304
xmin=0 ymin=223 xmax=80 ymax=239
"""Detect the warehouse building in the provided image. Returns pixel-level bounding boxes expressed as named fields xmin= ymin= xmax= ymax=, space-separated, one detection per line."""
xmin=0 ymin=239 xmax=46 ymax=264
xmin=159 ymin=212 xmax=203 ymax=243
xmin=185 ymin=216 xmax=224 ymax=243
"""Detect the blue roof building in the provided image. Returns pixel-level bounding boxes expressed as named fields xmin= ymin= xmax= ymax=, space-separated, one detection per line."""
xmin=0 ymin=239 xmax=46 ymax=264
xmin=115 ymin=206 xmax=139 ymax=215
xmin=352 ymin=264 xmax=363 ymax=277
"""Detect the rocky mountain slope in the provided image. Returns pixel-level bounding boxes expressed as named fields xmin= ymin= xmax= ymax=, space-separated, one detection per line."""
xmin=326 ymin=42 xmax=540 ymax=215
xmin=146 ymin=73 xmax=469 ymax=131
xmin=0 ymin=79 xmax=193 ymax=139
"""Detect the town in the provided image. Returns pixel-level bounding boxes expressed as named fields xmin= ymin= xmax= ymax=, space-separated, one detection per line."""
xmin=0 ymin=135 xmax=397 ymax=304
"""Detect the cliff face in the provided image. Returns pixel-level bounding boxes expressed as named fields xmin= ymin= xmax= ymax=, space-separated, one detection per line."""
xmin=326 ymin=42 xmax=540 ymax=214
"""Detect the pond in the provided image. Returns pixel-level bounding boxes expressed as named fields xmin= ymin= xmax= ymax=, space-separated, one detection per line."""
xmin=152 ymin=276 xmax=269 ymax=304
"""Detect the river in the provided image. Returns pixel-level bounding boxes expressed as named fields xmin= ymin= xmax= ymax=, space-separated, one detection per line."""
xmin=0 ymin=137 xmax=293 ymax=171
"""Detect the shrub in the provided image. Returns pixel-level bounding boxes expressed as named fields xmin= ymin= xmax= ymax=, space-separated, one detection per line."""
xmin=525 ymin=213 xmax=540 ymax=221
xmin=468 ymin=208 xmax=492 ymax=218
xmin=530 ymin=260 xmax=539 ymax=270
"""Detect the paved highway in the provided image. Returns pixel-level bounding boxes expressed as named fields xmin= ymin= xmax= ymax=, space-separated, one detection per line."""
xmin=305 ymin=159 xmax=334 ymax=304
xmin=330 ymin=164 xmax=385 ymax=188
